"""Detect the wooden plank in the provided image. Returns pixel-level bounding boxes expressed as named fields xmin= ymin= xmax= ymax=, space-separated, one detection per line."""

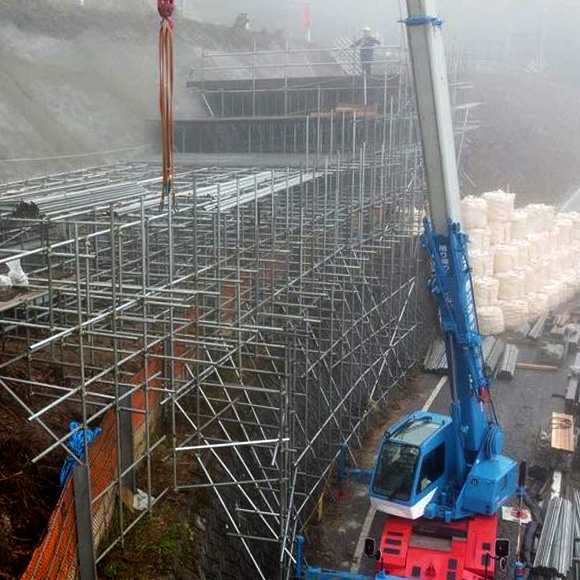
xmin=551 ymin=412 xmax=575 ymax=453
xmin=0 ymin=289 xmax=47 ymax=313
xmin=516 ymin=362 xmax=559 ymax=372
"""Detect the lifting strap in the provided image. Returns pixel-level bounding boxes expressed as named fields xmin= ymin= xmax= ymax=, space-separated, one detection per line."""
xmin=158 ymin=0 xmax=176 ymax=209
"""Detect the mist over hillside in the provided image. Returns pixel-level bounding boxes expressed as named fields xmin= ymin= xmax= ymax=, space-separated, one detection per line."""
xmin=0 ymin=0 xmax=283 ymax=182
xmin=1 ymin=0 xmax=580 ymax=202
xmin=194 ymin=0 xmax=580 ymax=89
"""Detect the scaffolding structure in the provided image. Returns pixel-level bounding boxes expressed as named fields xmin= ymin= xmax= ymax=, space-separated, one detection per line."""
xmin=182 ymin=44 xmax=409 ymax=156
xmin=181 ymin=44 xmax=473 ymax=159
xmin=0 ymin=44 xmax=472 ymax=580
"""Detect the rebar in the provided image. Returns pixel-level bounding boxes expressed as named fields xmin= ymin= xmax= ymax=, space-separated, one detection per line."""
xmin=529 ymin=312 xmax=550 ymax=340
xmin=534 ymin=496 xmax=575 ymax=578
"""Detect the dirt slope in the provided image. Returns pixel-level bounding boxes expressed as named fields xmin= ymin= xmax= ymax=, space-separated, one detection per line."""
xmin=0 ymin=0 xmax=279 ymax=183
xmin=463 ymin=66 xmax=580 ymax=204
xmin=2 ymin=3 xmax=580 ymax=203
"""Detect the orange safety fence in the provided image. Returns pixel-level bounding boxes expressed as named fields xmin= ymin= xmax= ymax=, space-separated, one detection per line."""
xmin=20 ymin=327 xmax=198 ymax=580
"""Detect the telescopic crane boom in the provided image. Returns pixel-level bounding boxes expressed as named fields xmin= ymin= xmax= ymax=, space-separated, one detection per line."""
xmin=296 ymin=0 xmax=517 ymax=578
xmin=369 ymin=0 xmax=516 ymax=524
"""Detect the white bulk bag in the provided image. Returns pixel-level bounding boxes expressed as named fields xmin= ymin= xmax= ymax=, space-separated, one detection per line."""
xmin=521 ymin=266 xmax=537 ymax=295
xmin=494 ymin=244 xmax=519 ymax=273
xmin=510 ymin=209 xmax=529 ymax=240
xmin=473 ymin=277 xmax=500 ymax=308
xmin=512 ymin=239 xmax=531 ymax=268
xmin=496 ymin=271 xmax=525 ymax=301
xmin=565 ymin=269 xmax=580 ymax=291
xmin=537 ymin=259 xmax=553 ymax=291
xmin=567 ymin=212 xmax=580 ymax=242
xmin=500 ymin=299 xmax=530 ymax=329
xmin=527 ymin=204 xmax=555 ymax=233
xmin=466 ymin=228 xmax=492 ymax=252
xmin=527 ymin=292 xmax=549 ymax=321
xmin=527 ymin=233 xmax=542 ymax=261
xmin=539 ymin=230 xmax=551 ymax=247
xmin=483 ymin=190 xmax=515 ymax=223
xmin=469 ymin=250 xmax=494 ymax=277
xmin=549 ymin=226 xmax=561 ymax=253
xmin=560 ymin=250 xmax=574 ymax=271
xmin=555 ymin=218 xmax=573 ymax=247
xmin=489 ymin=221 xmax=512 ymax=246
xmin=461 ymin=196 xmax=488 ymax=230
xmin=478 ymin=306 xmax=505 ymax=336
xmin=571 ymin=243 xmax=580 ymax=264
xmin=529 ymin=231 xmax=550 ymax=259
xmin=526 ymin=205 xmax=541 ymax=233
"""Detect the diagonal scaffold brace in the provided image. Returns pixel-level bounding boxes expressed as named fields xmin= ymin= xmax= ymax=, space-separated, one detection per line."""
xmin=158 ymin=0 xmax=176 ymax=210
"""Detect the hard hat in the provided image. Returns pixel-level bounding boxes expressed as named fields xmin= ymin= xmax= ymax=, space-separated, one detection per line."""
xmin=363 ymin=26 xmax=372 ymax=33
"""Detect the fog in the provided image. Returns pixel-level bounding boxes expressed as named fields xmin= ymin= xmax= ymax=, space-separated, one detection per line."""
xmin=194 ymin=0 xmax=580 ymax=88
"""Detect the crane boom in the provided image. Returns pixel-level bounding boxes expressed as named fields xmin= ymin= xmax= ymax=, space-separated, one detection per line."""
xmin=405 ymin=0 xmax=487 ymax=457
xmin=294 ymin=1 xmax=518 ymax=577
xmin=405 ymin=0 xmax=460 ymax=235
xmin=368 ymin=0 xmax=517 ymax=522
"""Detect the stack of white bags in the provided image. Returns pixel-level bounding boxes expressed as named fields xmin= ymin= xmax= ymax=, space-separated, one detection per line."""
xmin=0 ymin=259 xmax=29 ymax=291
xmin=461 ymin=190 xmax=580 ymax=335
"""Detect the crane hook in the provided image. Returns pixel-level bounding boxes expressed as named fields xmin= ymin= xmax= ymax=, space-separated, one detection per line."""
xmin=158 ymin=0 xmax=175 ymax=21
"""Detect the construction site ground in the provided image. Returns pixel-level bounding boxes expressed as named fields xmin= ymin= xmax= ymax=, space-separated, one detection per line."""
xmin=306 ymin=316 xmax=577 ymax=577
xmin=1 ymin=309 xmax=572 ymax=580
xmin=3 ymin=3 xmax=580 ymax=578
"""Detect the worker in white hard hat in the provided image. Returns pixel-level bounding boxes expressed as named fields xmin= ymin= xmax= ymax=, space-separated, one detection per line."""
xmin=352 ymin=26 xmax=381 ymax=76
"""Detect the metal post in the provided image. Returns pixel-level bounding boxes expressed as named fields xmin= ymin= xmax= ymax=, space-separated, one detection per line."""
xmin=119 ymin=384 xmax=136 ymax=492
xmin=73 ymin=462 xmax=97 ymax=580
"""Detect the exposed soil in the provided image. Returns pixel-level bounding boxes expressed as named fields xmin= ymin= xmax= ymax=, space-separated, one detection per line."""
xmin=0 ymin=382 xmax=64 ymax=580
xmin=0 ymin=333 xmax=122 ymax=579
xmin=463 ymin=67 xmax=580 ymax=204
xmin=0 ymin=0 xmax=286 ymax=183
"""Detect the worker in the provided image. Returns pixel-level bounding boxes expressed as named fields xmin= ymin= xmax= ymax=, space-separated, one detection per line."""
xmin=372 ymin=443 xmax=419 ymax=501
xmin=352 ymin=27 xmax=381 ymax=76
xmin=233 ymin=13 xmax=250 ymax=32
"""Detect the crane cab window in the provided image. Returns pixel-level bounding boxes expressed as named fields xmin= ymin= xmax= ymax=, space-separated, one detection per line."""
xmin=372 ymin=442 xmax=420 ymax=501
xmin=418 ymin=443 xmax=445 ymax=493
xmin=395 ymin=418 xmax=442 ymax=446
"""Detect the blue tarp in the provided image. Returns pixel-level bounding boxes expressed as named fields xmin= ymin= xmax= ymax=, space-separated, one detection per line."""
xmin=59 ymin=421 xmax=102 ymax=488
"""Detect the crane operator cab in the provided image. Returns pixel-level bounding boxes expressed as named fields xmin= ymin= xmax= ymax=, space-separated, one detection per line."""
xmin=369 ymin=410 xmax=517 ymax=521
xmin=370 ymin=412 xmax=453 ymax=520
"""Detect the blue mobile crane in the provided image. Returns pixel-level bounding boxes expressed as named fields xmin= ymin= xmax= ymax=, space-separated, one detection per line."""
xmin=295 ymin=0 xmax=518 ymax=578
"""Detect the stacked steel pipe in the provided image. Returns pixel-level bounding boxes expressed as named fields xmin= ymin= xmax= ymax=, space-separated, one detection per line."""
xmin=533 ymin=496 xmax=575 ymax=577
